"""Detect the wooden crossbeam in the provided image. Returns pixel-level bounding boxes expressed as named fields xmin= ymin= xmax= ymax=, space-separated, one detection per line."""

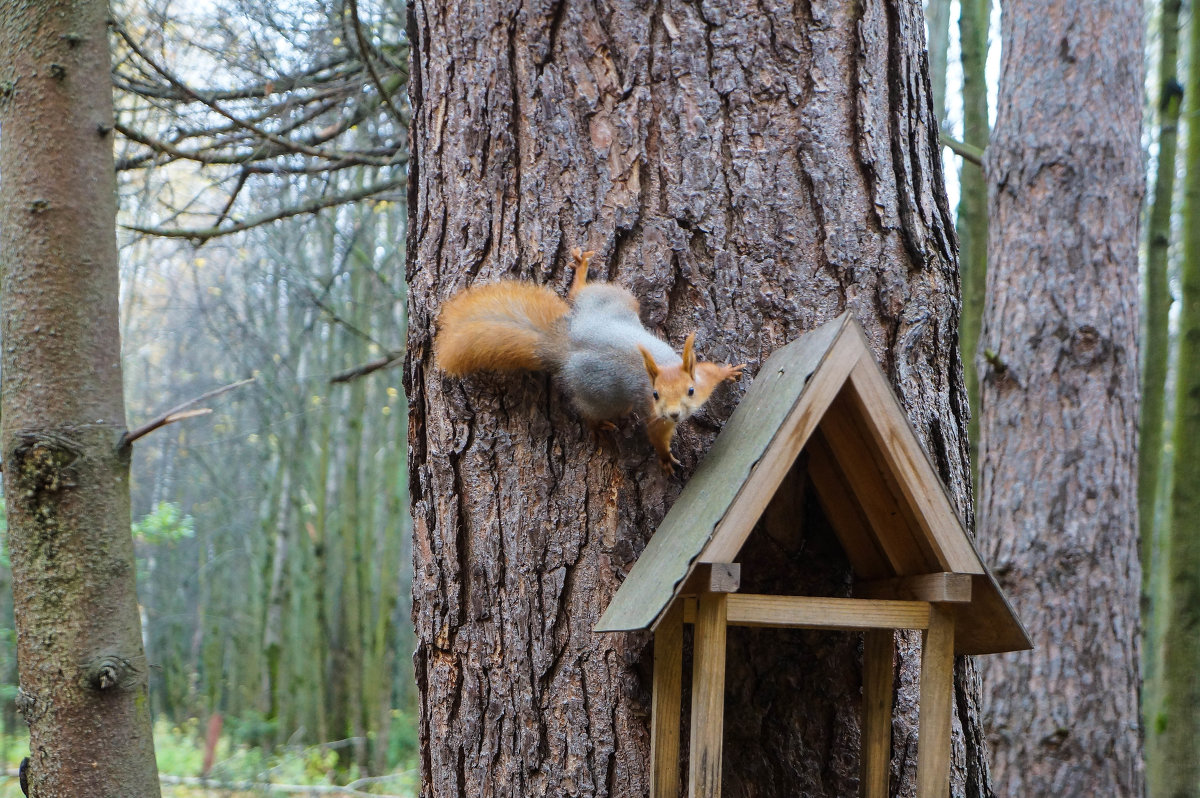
xmin=679 ymin=563 xmax=741 ymax=595
xmin=681 ymin=595 xmax=932 ymax=631
xmin=855 ymin=572 xmax=973 ymax=604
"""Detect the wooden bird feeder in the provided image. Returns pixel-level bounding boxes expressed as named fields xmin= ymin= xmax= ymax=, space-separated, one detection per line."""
xmin=595 ymin=314 xmax=1031 ymax=798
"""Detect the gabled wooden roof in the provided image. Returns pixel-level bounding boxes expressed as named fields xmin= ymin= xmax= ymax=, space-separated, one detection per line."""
xmin=595 ymin=313 xmax=1031 ymax=655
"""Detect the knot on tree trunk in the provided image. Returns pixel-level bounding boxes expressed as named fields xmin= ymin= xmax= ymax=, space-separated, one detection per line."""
xmin=14 ymin=687 xmax=39 ymax=722
xmin=84 ymin=654 xmax=140 ymax=691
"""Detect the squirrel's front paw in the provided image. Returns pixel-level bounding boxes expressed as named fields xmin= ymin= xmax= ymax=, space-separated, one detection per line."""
xmin=659 ymin=452 xmax=682 ymax=475
xmin=723 ymin=363 xmax=747 ymax=382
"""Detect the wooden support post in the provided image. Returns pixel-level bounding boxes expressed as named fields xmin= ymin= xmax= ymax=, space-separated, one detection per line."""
xmin=689 ymin=592 xmax=728 ymax=798
xmin=916 ymin=604 xmax=956 ymax=798
xmin=651 ymin=603 xmax=684 ymax=798
xmin=861 ymin=630 xmax=895 ymax=798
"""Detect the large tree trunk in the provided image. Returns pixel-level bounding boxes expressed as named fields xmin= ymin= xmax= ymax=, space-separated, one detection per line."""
xmin=0 ymin=1 xmax=161 ymax=795
xmin=405 ymin=0 xmax=989 ymax=795
xmin=977 ymin=1 xmax=1144 ymax=795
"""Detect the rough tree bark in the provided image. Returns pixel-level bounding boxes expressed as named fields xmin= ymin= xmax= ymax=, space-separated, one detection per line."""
xmin=0 ymin=1 xmax=161 ymax=796
xmin=977 ymin=1 xmax=1144 ymax=795
xmin=406 ymin=0 xmax=990 ymax=796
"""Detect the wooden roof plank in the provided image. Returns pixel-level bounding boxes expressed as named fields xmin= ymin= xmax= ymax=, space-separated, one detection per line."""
xmin=952 ymin=573 xmax=1033 ymax=655
xmin=843 ymin=350 xmax=984 ymax=574
xmin=817 ymin=393 xmax=939 ymax=574
xmin=806 ymin=430 xmax=893 ymax=580
xmin=698 ymin=335 xmax=863 ymax=564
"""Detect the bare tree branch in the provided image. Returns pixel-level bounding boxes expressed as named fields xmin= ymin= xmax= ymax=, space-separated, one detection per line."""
xmin=122 ymin=377 xmax=257 ymax=447
xmin=940 ymin=133 xmax=984 ymax=166
xmin=329 ymin=352 xmax=404 ymax=384
xmin=121 ymin=176 xmax=406 ymax=242
xmin=347 ymin=0 xmax=408 ymax=128
xmin=111 ymin=21 xmax=394 ymax=166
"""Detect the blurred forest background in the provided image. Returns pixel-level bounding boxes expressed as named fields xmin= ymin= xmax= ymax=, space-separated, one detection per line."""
xmin=1 ymin=0 xmax=416 ymax=793
xmin=0 ymin=0 xmax=1192 ymax=794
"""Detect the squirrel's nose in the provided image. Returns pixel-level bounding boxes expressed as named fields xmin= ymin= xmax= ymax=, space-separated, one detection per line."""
xmin=669 ymin=410 xmax=682 ymax=421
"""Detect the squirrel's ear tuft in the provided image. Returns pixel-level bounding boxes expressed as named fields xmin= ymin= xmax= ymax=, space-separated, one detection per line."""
xmin=639 ymin=345 xmax=660 ymax=382
xmin=682 ymin=333 xmax=697 ymax=375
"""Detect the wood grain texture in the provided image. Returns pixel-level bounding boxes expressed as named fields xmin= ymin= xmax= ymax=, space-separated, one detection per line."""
xmin=689 ymin=593 xmax=728 ymax=798
xmin=846 ymin=358 xmax=984 ymax=573
xmin=651 ymin=604 xmax=684 ymax=798
xmin=978 ymin=0 xmax=1144 ymax=793
xmin=916 ymin=605 xmax=955 ymax=798
xmin=861 ymin=630 xmax=896 ymax=798
xmin=807 ymin=431 xmax=894 ymax=580
xmin=856 ymin=573 xmax=973 ymax=604
xmin=679 ymin=564 xmax=742 ymax=596
xmin=404 ymin=0 xmax=989 ymax=793
xmin=683 ymin=595 xmax=934 ymax=631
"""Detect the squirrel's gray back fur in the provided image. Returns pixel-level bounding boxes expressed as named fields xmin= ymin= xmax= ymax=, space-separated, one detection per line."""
xmin=559 ymin=283 xmax=680 ymax=421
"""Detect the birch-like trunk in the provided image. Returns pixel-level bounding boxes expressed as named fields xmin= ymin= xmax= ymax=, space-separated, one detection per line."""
xmin=1141 ymin=1 xmax=1181 ymax=791
xmin=1160 ymin=0 xmax=1200 ymax=791
xmin=406 ymin=0 xmax=991 ymax=795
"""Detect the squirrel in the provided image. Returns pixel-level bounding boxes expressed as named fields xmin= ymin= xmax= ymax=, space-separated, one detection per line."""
xmin=434 ymin=248 xmax=745 ymax=473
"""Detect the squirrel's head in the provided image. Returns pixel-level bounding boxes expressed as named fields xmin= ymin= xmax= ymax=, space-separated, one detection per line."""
xmin=639 ymin=333 xmax=704 ymax=423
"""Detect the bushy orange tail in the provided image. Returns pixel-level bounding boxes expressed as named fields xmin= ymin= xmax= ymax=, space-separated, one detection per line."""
xmin=435 ymin=281 xmax=570 ymax=375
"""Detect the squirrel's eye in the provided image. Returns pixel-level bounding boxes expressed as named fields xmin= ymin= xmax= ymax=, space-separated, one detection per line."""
xmin=653 ymin=390 xmax=660 ymax=400
xmin=688 ymin=386 xmax=695 ymax=396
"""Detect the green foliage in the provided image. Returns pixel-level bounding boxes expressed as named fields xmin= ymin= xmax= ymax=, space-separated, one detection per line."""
xmin=153 ymin=720 xmax=209 ymax=776
xmin=150 ymin=717 xmax=419 ymax=795
xmin=0 ymin=498 xmax=9 ymax=569
xmin=225 ymin=710 xmax=278 ymax=749
xmin=386 ymin=708 xmax=420 ymax=770
xmin=132 ymin=503 xmax=195 ymax=546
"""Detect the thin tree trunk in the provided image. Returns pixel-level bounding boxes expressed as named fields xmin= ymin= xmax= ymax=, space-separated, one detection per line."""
xmin=406 ymin=0 xmax=989 ymax=796
xmin=957 ymin=0 xmax=989 ymax=476
xmin=977 ymin=1 xmax=1144 ymax=794
xmin=1160 ymin=0 xmax=1200 ymax=790
xmin=336 ymin=254 xmax=369 ymax=771
xmin=263 ymin=465 xmax=293 ymax=737
xmin=1142 ymin=1 xmax=1182 ymax=790
xmin=927 ymin=0 xmax=952 ymax=126
xmin=0 ymin=1 xmax=161 ymax=795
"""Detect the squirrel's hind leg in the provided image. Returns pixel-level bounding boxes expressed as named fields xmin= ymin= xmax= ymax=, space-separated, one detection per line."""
xmin=569 ymin=247 xmax=595 ymax=300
